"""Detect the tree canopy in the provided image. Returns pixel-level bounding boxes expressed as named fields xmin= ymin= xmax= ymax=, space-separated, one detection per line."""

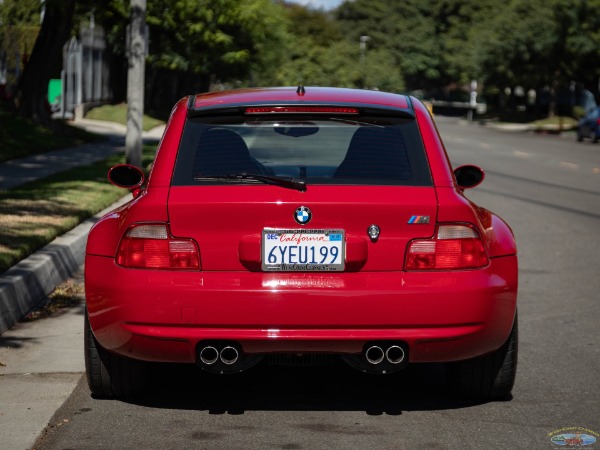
xmin=2 ymin=0 xmax=599 ymax=122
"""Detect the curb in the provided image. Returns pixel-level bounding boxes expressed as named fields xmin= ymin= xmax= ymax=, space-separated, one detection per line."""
xmin=0 ymin=195 xmax=132 ymax=334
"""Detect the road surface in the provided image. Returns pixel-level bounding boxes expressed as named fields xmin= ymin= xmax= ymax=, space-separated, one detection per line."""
xmin=33 ymin=117 xmax=600 ymax=449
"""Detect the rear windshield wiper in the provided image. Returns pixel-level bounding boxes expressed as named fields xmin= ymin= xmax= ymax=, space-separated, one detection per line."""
xmin=194 ymin=173 xmax=307 ymax=192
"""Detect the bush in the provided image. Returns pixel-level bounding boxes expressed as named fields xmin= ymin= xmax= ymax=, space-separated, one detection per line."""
xmin=572 ymin=105 xmax=586 ymax=120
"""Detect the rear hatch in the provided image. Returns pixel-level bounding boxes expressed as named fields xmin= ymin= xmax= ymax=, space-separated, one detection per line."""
xmin=167 ymin=109 xmax=437 ymax=271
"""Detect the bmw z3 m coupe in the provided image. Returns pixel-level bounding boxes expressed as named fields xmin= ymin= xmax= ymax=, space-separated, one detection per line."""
xmin=85 ymin=86 xmax=518 ymax=400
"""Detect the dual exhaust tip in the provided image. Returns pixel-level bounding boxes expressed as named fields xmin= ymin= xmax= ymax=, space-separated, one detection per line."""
xmin=197 ymin=341 xmax=264 ymax=374
xmin=198 ymin=341 xmax=407 ymax=375
xmin=365 ymin=344 xmax=406 ymax=365
xmin=199 ymin=345 xmax=239 ymax=366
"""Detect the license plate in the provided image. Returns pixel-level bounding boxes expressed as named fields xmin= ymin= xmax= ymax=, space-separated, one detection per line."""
xmin=262 ymin=229 xmax=345 ymax=272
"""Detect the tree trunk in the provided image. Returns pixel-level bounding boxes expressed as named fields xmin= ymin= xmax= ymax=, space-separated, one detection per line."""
xmin=14 ymin=0 xmax=75 ymax=128
xmin=548 ymin=74 xmax=560 ymax=119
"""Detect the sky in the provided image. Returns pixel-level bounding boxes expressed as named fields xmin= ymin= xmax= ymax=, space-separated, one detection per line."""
xmin=289 ymin=0 xmax=345 ymax=10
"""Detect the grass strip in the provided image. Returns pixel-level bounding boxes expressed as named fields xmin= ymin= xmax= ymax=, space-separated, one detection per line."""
xmin=85 ymin=104 xmax=164 ymax=131
xmin=0 ymin=145 xmax=156 ymax=273
xmin=530 ymin=116 xmax=577 ymax=130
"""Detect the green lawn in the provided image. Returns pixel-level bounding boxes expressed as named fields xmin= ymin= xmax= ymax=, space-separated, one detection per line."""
xmin=530 ymin=116 xmax=578 ymax=130
xmin=0 ymin=145 xmax=156 ymax=273
xmin=0 ymin=110 xmax=101 ymax=162
xmin=85 ymin=103 xmax=164 ymax=131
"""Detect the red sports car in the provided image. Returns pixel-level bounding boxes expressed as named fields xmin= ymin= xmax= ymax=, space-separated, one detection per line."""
xmin=85 ymin=87 xmax=518 ymax=400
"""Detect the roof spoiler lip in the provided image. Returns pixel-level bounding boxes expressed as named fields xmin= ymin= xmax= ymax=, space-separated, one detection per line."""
xmin=186 ymin=101 xmax=416 ymax=119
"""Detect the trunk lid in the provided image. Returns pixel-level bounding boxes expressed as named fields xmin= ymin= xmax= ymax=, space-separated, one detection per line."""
xmin=168 ymin=184 xmax=437 ymax=271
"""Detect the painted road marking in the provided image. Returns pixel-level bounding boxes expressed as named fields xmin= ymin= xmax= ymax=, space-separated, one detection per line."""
xmin=559 ymin=161 xmax=579 ymax=170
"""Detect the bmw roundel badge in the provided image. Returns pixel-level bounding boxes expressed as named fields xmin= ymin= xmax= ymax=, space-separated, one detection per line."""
xmin=294 ymin=206 xmax=312 ymax=225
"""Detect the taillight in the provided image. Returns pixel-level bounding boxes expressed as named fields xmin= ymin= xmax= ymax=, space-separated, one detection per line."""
xmin=116 ymin=224 xmax=200 ymax=270
xmin=405 ymin=224 xmax=488 ymax=270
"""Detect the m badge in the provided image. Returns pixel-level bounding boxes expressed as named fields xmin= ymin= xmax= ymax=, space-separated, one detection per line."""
xmin=408 ymin=215 xmax=430 ymax=224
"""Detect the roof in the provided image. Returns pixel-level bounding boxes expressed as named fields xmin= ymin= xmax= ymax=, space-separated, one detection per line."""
xmin=190 ymin=87 xmax=411 ymax=112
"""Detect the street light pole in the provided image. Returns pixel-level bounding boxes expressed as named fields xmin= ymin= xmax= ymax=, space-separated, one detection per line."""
xmin=360 ymin=35 xmax=370 ymax=89
xmin=125 ymin=0 xmax=146 ymax=168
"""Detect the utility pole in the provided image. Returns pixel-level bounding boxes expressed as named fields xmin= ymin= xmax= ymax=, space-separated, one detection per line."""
xmin=125 ymin=0 xmax=146 ymax=168
xmin=359 ymin=35 xmax=370 ymax=89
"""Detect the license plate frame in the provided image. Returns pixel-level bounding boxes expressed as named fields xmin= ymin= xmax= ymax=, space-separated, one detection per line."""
xmin=261 ymin=228 xmax=345 ymax=272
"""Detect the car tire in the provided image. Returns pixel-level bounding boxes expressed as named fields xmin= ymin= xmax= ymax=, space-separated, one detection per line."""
xmin=593 ymin=134 xmax=599 ymax=144
xmin=577 ymin=130 xmax=583 ymax=142
xmin=84 ymin=312 xmax=147 ymax=398
xmin=446 ymin=312 xmax=518 ymax=401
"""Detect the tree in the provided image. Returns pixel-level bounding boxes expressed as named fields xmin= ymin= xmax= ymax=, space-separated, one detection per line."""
xmin=268 ymin=2 xmax=404 ymax=91
xmin=143 ymin=0 xmax=289 ymax=91
xmin=13 ymin=0 xmax=76 ymax=126
xmin=0 ymin=0 xmax=40 ymax=25
xmin=472 ymin=0 xmax=600 ymax=115
xmin=473 ymin=1 xmax=556 ymax=90
xmin=0 ymin=0 xmax=41 ymax=101
xmin=336 ymin=0 xmax=438 ymax=91
xmin=548 ymin=0 xmax=600 ymax=96
xmin=430 ymin=0 xmax=496 ymax=88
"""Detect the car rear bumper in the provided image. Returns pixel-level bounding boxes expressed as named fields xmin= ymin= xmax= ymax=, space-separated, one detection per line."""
xmin=85 ymin=254 xmax=518 ymax=364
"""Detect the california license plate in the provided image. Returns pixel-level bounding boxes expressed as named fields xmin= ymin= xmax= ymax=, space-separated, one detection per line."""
xmin=262 ymin=229 xmax=345 ymax=272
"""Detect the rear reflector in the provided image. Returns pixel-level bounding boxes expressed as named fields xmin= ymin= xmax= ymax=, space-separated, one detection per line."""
xmin=405 ymin=224 xmax=488 ymax=270
xmin=116 ymin=224 xmax=200 ymax=270
xmin=245 ymin=106 xmax=358 ymax=114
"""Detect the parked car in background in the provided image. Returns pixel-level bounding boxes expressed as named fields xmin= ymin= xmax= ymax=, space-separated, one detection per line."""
xmin=85 ymin=86 xmax=518 ymax=401
xmin=576 ymin=106 xmax=600 ymax=143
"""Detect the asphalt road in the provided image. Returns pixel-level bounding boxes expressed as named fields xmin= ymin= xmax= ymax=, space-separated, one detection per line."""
xmin=33 ymin=118 xmax=600 ymax=449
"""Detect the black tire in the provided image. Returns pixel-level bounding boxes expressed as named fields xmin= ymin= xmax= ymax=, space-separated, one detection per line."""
xmin=577 ymin=130 xmax=583 ymax=142
xmin=84 ymin=312 xmax=147 ymax=398
xmin=593 ymin=133 xmax=599 ymax=144
xmin=446 ymin=313 xmax=518 ymax=401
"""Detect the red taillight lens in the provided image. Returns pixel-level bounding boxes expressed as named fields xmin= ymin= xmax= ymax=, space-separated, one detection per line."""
xmin=405 ymin=224 xmax=488 ymax=270
xmin=116 ymin=224 xmax=200 ymax=270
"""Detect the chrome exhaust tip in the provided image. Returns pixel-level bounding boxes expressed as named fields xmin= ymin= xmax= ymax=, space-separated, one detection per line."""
xmin=220 ymin=346 xmax=239 ymax=365
xmin=199 ymin=346 xmax=219 ymax=365
xmin=385 ymin=345 xmax=405 ymax=364
xmin=365 ymin=345 xmax=385 ymax=365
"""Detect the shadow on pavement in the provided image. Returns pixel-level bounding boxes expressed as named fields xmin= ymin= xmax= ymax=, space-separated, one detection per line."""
xmin=121 ymin=360 xmax=487 ymax=414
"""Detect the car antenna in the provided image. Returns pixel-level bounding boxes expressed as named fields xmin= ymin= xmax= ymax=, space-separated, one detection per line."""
xmin=296 ymin=85 xmax=306 ymax=96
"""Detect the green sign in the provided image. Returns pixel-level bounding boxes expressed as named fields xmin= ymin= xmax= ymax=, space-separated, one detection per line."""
xmin=48 ymin=79 xmax=62 ymax=105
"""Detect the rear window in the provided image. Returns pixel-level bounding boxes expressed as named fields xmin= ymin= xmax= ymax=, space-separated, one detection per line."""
xmin=171 ymin=114 xmax=432 ymax=186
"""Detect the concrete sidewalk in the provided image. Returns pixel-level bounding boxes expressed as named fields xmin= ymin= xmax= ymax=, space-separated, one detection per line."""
xmin=0 ymin=273 xmax=86 ymax=450
xmin=0 ymin=195 xmax=133 ymax=450
xmin=72 ymin=117 xmax=165 ymax=141
xmin=0 ymin=139 xmax=123 ymax=190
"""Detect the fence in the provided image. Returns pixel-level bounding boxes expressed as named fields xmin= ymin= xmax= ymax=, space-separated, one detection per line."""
xmin=54 ymin=24 xmax=111 ymax=118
